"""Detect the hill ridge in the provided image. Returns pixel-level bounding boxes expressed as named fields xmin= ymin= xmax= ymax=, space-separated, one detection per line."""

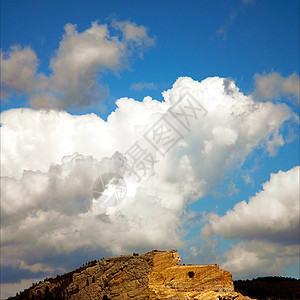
xmin=9 ymin=250 xmax=254 ymax=300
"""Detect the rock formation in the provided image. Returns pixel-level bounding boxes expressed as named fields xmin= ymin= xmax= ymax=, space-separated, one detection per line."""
xmin=11 ymin=250 xmax=254 ymax=300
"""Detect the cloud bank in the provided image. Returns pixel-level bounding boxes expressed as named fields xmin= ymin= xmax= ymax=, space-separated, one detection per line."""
xmin=202 ymin=166 xmax=299 ymax=278
xmin=1 ymin=76 xmax=296 ymax=293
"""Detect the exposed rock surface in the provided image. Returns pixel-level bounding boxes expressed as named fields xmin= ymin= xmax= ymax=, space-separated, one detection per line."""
xmin=10 ymin=250 xmax=254 ymax=300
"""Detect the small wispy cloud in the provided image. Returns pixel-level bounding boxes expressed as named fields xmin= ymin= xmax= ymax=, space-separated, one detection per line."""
xmin=253 ymin=72 xmax=300 ymax=104
xmin=130 ymin=82 xmax=157 ymax=91
xmin=241 ymin=0 xmax=256 ymax=5
xmin=217 ymin=0 xmax=256 ymax=40
xmin=217 ymin=26 xmax=227 ymax=40
xmin=242 ymin=174 xmax=252 ymax=184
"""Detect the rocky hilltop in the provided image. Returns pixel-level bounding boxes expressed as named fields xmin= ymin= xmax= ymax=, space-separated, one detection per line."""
xmin=10 ymin=250 xmax=254 ymax=300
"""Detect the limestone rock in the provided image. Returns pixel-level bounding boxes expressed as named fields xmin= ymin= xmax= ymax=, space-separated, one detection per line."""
xmin=11 ymin=250 xmax=255 ymax=300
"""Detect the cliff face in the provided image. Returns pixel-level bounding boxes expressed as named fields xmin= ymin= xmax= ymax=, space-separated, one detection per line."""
xmin=147 ymin=250 xmax=251 ymax=300
xmin=11 ymin=250 xmax=254 ymax=300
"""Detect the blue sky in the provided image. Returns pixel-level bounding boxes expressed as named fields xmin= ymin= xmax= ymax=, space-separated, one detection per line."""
xmin=2 ymin=0 xmax=299 ymax=111
xmin=1 ymin=0 xmax=299 ymax=298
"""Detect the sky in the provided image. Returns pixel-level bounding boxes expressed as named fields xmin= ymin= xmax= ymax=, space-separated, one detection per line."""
xmin=1 ymin=0 xmax=299 ymax=298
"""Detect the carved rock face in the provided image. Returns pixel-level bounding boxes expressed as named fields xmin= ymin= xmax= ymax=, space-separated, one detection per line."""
xmin=172 ymin=250 xmax=181 ymax=264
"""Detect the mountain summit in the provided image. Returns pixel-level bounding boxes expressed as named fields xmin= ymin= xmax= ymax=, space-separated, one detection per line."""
xmin=10 ymin=250 xmax=254 ymax=300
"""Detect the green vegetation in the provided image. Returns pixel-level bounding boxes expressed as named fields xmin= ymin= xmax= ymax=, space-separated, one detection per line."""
xmin=234 ymin=276 xmax=300 ymax=300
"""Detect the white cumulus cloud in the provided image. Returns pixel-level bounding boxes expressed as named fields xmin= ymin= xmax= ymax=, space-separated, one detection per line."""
xmin=1 ymin=20 xmax=155 ymax=109
xmin=202 ymin=166 xmax=300 ymax=244
xmin=32 ymin=20 xmax=154 ymax=109
xmin=1 ymin=76 xmax=297 ymax=294
xmin=221 ymin=241 xmax=299 ymax=279
xmin=202 ymin=166 xmax=299 ymax=278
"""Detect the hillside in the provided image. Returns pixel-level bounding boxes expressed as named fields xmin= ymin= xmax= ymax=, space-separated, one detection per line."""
xmin=8 ymin=250 xmax=253 ymax=300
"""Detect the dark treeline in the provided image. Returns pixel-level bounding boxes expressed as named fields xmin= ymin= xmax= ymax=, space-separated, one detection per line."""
xmin=234 ymin=276 xmax=300 ymax=300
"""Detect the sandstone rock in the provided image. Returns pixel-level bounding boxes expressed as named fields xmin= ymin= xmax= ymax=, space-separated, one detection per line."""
xmin=11 ymin=250 xmax=255 ymax=300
